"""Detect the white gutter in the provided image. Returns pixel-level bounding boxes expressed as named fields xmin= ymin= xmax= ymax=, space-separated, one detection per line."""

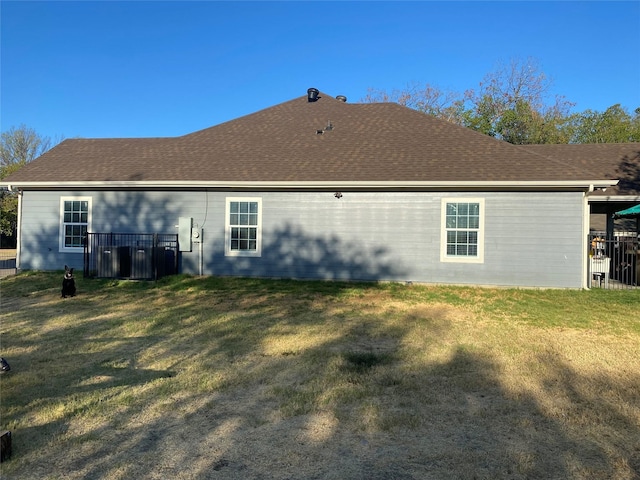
xmin=582 ymin=191 xmax=591 ymax=289
xmin=15 ymin=189 xmax=23 ymax=272
xmin=1 ymin=179 xmax=618 ymax=190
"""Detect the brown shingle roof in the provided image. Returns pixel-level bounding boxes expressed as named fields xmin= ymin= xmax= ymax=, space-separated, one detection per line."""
xmin=2 ymin=92 xmax=628 ymax=186
xmin=523 ymin=144 xmax=640 ymax=196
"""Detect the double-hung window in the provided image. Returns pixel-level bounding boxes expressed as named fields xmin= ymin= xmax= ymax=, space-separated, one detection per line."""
xmin=225 ymin=198 xmax=262 ymax=257
xmin=60 ymin=197 xmax=91 ymax=252
xmin=441 ymin=198 xmax=484 ymax=263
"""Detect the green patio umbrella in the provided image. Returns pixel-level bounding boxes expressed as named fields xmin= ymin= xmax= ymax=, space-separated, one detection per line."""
xmin=613 ymin=204 xmax=640 ymax=219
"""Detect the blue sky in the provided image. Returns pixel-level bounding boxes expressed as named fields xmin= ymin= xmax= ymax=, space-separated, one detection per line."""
xmin=2 ymin=1 xmax=639 ymax=141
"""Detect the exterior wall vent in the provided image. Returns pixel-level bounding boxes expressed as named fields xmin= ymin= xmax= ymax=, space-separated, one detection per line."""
xmin=307 ymin=88 xmax=319 ymax=102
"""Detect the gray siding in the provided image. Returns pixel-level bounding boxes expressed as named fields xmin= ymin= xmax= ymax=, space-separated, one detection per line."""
xmin=18 ymin=190 xmax=585 ymax=288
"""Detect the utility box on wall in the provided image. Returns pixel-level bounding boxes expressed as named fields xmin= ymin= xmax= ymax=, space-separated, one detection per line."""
xmin=179 ymin=217 xmax=193 ymax=252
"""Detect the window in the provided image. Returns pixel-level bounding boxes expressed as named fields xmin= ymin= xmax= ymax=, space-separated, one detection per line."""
xmin=225 ymin=198 xmax=262 ymax=257
xmin=60 ymin=197 xmax=91 ymax=252
xmin=441 ymin=198 xmax=484 ymax=263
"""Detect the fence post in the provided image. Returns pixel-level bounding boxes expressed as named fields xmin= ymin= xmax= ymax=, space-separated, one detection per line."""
xmin=153 ymin=233 xmax=158 ymax=281
xmin=83 ymin=234 xmax=88 ymax=278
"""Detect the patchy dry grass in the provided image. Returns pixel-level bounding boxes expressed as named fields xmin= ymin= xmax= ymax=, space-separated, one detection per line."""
xmin=1 ymin=272 xmax=639 ymax=479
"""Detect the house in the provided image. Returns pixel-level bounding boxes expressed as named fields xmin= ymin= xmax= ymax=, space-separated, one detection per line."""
xmin=2 ymin=88 xmax=631 ymax=288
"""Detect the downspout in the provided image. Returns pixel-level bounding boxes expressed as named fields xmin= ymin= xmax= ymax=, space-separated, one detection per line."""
xmin=8 ymin=186 xmax=22 ymax=272
xmin=199 ymin=228 xmax=203 ymax=276
xmin=583 ymin=186 xmax=593 ymax=289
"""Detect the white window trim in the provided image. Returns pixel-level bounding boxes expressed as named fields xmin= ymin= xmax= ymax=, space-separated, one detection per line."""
xmin=440 ymin=198 xmax=485 ymax=264
xmin=224 ymin=197 xmax=262 ymax=257
xmin=59 ymin=196 xmax=92 ymax=253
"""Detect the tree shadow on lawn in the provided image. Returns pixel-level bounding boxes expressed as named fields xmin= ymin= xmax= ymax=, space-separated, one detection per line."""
xmin=1 ymin=280 xmax=639 ymax=479
xmin=0 ymin=332 xmax=176 ymax=467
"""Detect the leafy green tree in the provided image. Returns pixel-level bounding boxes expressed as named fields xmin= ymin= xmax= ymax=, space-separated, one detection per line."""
xmin=455 ymin=58 xmax=574 ymax=142
xmin=0 ymin=125 xmax=56 ymax=179
xmin=495 ymin=100 xmax=538 ymax=144
xmin=567 ymin=105 xmax=640 ymax=143
xmin=493 ymin=99 xmax=573 ymax=145
xmin=361 ymin=57 xmax=640 ymax=145
xmin=0 ymin=190 xmax=19 ymax=240
xmin=1 ymin=125 xmax=60 ymax=238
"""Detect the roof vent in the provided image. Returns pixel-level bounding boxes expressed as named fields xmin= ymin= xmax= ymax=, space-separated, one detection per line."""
xmin=307 ymin=88 xmax=319 ymax=102
xmin=336 ymin=95 xmax=347 ymax=103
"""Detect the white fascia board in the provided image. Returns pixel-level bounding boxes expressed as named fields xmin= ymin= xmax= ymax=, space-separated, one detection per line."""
xmin=2 ymin=179 xmax=618 ymax=191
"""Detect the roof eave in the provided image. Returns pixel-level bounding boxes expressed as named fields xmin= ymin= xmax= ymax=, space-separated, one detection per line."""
xmin=588 ymin=194 xmax=640 ymax=202
xmin=1 ymin=179 xmax=619 ymax=192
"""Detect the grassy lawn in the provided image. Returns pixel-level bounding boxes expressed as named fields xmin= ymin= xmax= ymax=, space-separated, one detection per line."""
xmin=0 ymin=272 xmax=639 ymax=479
